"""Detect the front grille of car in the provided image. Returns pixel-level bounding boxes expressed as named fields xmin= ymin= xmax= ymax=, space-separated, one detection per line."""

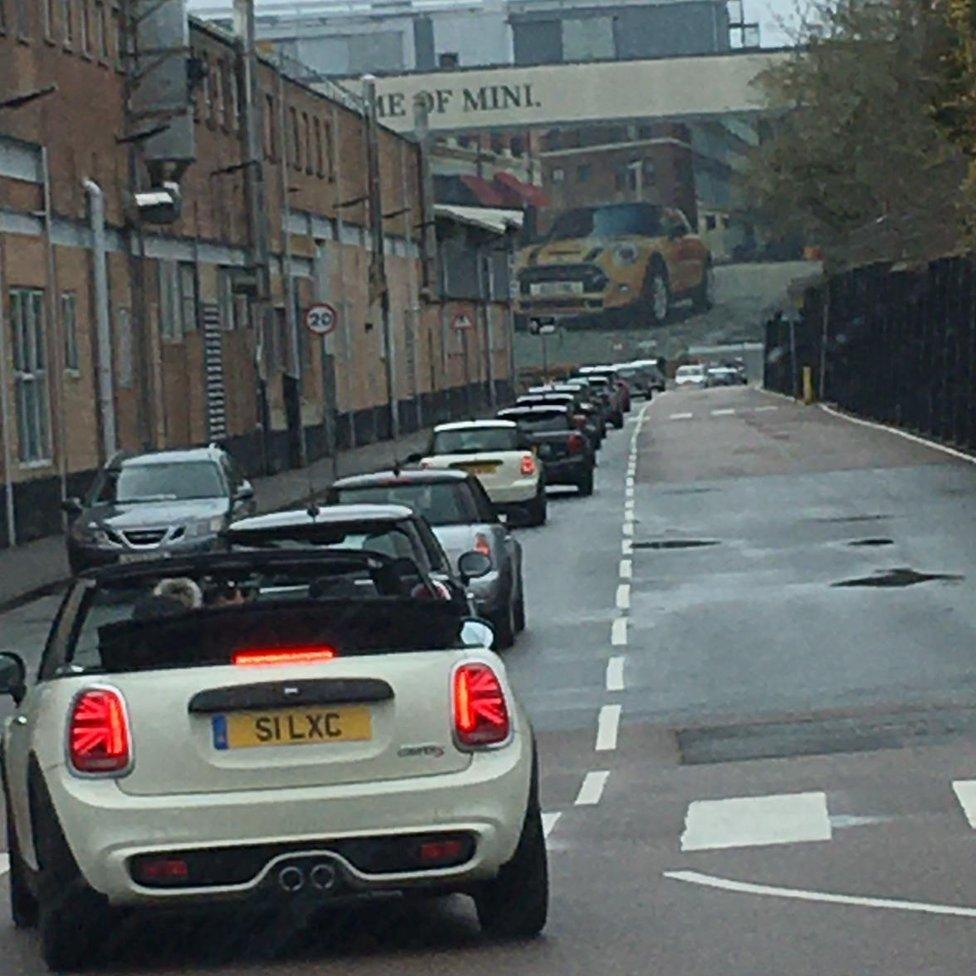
xmin=519 ymin=263 xmax=608 ymax=295
xmin=128 ymin=831 xmax=477 ymax=889
xmin=122 ymin=529 xmax=167 ymax=547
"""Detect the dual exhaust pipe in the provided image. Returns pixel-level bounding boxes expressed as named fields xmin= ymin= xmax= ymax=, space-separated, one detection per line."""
xmin=277 ymin=862 xmax=338 ymax=894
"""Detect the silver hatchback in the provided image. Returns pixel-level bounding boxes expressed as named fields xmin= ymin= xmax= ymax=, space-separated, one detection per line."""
xmin=326 ymin=470 xmax=526 ymax=649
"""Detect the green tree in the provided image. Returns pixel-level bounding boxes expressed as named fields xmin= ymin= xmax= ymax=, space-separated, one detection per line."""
xmin=741 ymin=0 xmax=972 ymax=268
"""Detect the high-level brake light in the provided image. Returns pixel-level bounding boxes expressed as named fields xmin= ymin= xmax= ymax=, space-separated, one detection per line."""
xmin=232 ymin=646 xmax=337 ymax=667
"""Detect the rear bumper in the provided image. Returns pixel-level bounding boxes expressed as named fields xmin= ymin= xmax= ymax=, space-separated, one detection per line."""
xmin=485 ymin=478 xmax=539 ymax=505
xmin=542 ymin=457 xmax=590 ymax=485
xmin=48 ymin=737 xmax=532 ymax=906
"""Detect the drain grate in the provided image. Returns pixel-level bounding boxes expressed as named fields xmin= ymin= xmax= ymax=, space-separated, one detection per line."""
xmin=677 ymin=707 xmax=976 ymax=764
xmin=847 ymin=538 xmax=894 ymax=548
xmin=831 ymin=567 xmax=963 ymax=588
xmin=633 ymin=540 xmax=720 ymax=550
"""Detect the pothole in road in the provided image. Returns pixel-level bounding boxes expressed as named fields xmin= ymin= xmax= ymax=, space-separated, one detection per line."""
xmin=847 ymin=538 xmax=895 ymax=548
xmin=676 ymin=706 xmax=976 ymax=764
xmin=633 ymin=540 xmax=720 ymax=550
xmin=831 ymin=567 xmax=963 ymax=588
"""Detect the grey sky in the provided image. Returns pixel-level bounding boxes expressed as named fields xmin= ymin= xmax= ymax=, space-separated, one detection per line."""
xmin=186 ymin=0 xmax=799 ymax=49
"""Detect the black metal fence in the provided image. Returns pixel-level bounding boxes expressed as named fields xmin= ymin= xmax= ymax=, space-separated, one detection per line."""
xmin=764 ymin=254 xmax=976 ymax=452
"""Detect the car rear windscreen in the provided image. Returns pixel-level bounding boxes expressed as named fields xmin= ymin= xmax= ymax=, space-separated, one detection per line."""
xmin=333 ymin=482 xmax=480 ymax=526
xmin=432 ymin=427 xmax=519 ymax=454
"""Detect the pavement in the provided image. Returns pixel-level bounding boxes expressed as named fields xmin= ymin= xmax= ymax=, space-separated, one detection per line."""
xmin=0 ymin=429 xmax=431 ymax=614
xmin=6 ymin=385 xmax=976 ymax=974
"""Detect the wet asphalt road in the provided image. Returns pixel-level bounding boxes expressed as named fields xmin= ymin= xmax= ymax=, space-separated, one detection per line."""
xmin=5 ymin=386 xmax=976 ymax=974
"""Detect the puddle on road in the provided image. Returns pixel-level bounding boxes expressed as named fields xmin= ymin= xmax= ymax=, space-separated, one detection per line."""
xmin=847 ymin=538 xmax=895 ymax=548
xmin=831 ymin=567 xmax=963 ymax=588
xmin=633 ymin=539 xmax=720 ymax=550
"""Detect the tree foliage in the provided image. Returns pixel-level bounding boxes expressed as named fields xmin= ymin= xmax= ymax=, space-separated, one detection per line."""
xmin=740 ymin=0 xmax=973 ymax=268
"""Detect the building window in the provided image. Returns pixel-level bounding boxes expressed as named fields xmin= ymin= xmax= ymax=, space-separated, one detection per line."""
xmin=0 ymin=0 xmax=7 ymax=34
xmin=200 ymin=52 xmax=211 ymax=122
xmin=43 ymin=0 xmax=56 ymax=39
xmin=94 ymin=0 xmax=108 ymax=58
xmin=113 ymin=2 xmax=124 ymax=68
xmin=60 ymin=0 xmax=72 ymax=45
xmin=211 ymin=59 xmax=223 ymax=128
xmin=290 ymin=106 xmax=301 ymax=171
xmin=217 ymin=268 xmax=236 ymax=331
xmin=705 ymin=214 xmax=717 ymax=231
xmin=12 ymin=0 xmax=28 ymax=38
xmin=577 ymin=164 xmax=591 ymax=183
xmin=10 ymin=288 xmax=51 ymax=463
xmin=62 ymin=293 xmax=79 ymax=371
xmin=80 ymin=0 xmax=91 ymax=54
xmin=722 ymin=215 xmax=731 ymax=229
xmin=228 ymin=64 xmax=239 ymax=131
xmin=438 ymin=52 xmax=459 ymax=68
xmin=263 ymin=93 xmax=277 ymax=160
xmin=562 ymin=16 xmax=615 ymax=62
xmin=551 ymin=167 xmax=565 ymax=184
xmin=313 ymin=117 xmax=324 ymax=177
xmin=178 ymin=262 xmax=197 ymax=333
xmin=115 ymin=306 xmax=133 ymax=388
xmin=303 ymin=113 xmax=313 ymax=174
xmin=324 ymin=119 xmax=335 ymax=182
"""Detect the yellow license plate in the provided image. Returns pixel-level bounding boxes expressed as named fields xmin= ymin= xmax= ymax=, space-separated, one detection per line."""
xmin=460 ymin=463 xmax=497 ymax=475
xmin=212 ymin=706 xmax=372 ymax=750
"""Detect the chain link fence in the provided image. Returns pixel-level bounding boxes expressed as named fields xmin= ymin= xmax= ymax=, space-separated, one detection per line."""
xmin=764 ymin=254 xmax=976 ymax=452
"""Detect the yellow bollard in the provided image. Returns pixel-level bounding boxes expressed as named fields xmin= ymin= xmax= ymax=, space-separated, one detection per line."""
xmin=802 ymin=366 xmax=815 ymax=404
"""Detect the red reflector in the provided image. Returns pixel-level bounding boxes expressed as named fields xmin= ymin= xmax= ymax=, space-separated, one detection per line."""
xmin=474 ymin=532 xmax=491 ymax=558
xmin=232 ymin=646 xmax=337 ymax=667
xmin=419 ymin=839 xmax=467 ymax=864
xmin=69 ymin=688 xmax=132 ymax=775
xmin=520 ymin=453 xmax=536 ymax=476
xmin=453 ymin=664 xmax=510 ymax=747
xmin=135 ymin=858 xmax=190 ymax=883
xmin=567 ymin=432 xmax=586 ymax=455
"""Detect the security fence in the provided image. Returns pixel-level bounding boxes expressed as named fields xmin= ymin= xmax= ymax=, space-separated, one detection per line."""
xmin=764 ymin=254 xmax=976 ymax=452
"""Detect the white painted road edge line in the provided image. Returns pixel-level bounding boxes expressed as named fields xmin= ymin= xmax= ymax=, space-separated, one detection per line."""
xmin=611 ymin=616 xmax=628 ymax=646
xmin=664 ymin=870 xmax=976 ymax=919
xmin=753 ymin=405 xmax=779 ymax=412
xmin=625 ymin=485 xmax=634 ymax=498
xmin=819 ymin=402 xmax=976 ymax=466
xmin=606 ymin=655 xmax=625 ymax=692
xmin=711 ymin=408 xmax=735 ymax=416
xmin=0 ymin=853 xmax=8 ymax=878
xmin=621 ymin=539 xmax=633 ymax=555
xmin=616 ymin=583 xmax=631 ymax=610
xmin=596 ymin=704 xmax=622 ymax=751
xmin=619 ymin=558 xmax=632 ymax=579
xmin=622 ymin=520 xmax=634 ymax=537
xmin=625 ymin=476 xmax=635 ymax=488
xmin=575 ymin=771 xmax=610 ymax=806
xmin=952 ymin=780 xmax=976 ymax=827
xmin=542 ymin=812 xmax=561 ymax=839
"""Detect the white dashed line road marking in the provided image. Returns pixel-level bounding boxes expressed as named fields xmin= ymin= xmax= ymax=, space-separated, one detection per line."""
xmin=619 ymin=558 xmax=632 ymax=579
xmin=625 ymin=476 xmax=635 ymax=488
xmin=670 ymin=412 xmax=693 ymax=420
xmin=542 ymin=813 xmax=562 ymax=838
xmin=0 ymin=853 xmax=8 ymax=878
xmin=754 ymin=405 xmax=779 ymax=412
xmin=622 ymin=521 xmax=634 ymax=537
xmin=575 ymin=771 xmax=610 ymax=806
xmin=664 ymin=870 xmax=976 ymax=920
xmin=616 ymin=583 xmax=630 ymax=610
xmin=622 ymin=539 xmax=633 ymax=555
xmin=624 ymin=501 xmax=635 ymax=516
xmin=611 ymin=617 xmax=628 ymax=646
xmin=625 ymin=485 xmax=634 ymax=498
xmin=952 ymin=781 xmax=976 ymax=827
xmin=711 ymin=408 xmax=736 ymax=416
xmin=680 ymin=792 xmax=832 ymax=852
xmin=596 ymin=704 xmax=622 ymax=751
xmin=606 ymin=655 xmax=625 ymax=691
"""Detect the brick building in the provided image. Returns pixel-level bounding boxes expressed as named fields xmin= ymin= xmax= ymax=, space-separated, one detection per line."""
xmin=0 ymin=2 xmax=516 ymax=548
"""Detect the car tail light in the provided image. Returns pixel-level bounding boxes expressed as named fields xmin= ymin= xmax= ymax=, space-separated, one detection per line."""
xmin=520 ymin=453 xmax=536 ymax=476
xmin=232 ymin=646 xmax=336 ymax=667
xmin=572 ymin=413 xmax=588 ymax=430
xmin=68 ymin=687 xmax=132 ymax=776
xmin=567 ymin=432 xmax=586 ymax=455
xmin=474 ymin=532 xmax=492 ymax=558
xmin=453 ymin=663 xmax=510 ymax=748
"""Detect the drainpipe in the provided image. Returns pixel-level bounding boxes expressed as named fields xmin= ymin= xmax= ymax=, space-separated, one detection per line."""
xmin=0 ymin=235 xmax=17 ymax=546
xmin=83 ymin=179 xmax=117 ymax=460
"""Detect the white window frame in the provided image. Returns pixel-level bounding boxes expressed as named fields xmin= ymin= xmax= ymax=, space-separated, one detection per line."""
xmin=10 ymin=288 xmax=52 ymax=464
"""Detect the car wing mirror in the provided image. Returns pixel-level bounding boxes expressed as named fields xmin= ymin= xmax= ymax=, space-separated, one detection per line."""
xmin=61 ymin=497 xmax=83 ymax=517
xmin=0 ymin=652 xmax=27 ymax=705
xmin=458 ymin=550 xmax=492 ymax=584
xmin=235 ymin=483 xmax=255 ymax=502
xmin=460 ymin=618 xmax=495 ymax=649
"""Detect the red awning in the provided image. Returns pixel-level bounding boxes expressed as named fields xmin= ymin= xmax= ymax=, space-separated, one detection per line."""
xmin=493 ymin=172 xmax=549 ymax=208
xmin=460 ymin=175 xmax=509 ymax=207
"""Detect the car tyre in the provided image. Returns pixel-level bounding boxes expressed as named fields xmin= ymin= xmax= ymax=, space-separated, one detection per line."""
xmin=640 ymin=260 xmax=671 ymax=327
xmin=525 ymin=490 xmax=547 ymax=527
xmin=577 ymin=468 xmax=594 ymax=497
xmin=610 ymin=411 xmax=624 ymax=430
xmin=692 ymin=261 xmax=714 ymax=312
xmin=4 ymin=788 xmax=38 ymax=929
xmin=32 ymin=772 xmax=114 ymax=971
xmin=475 ymin=796 xmax=549 ymax=939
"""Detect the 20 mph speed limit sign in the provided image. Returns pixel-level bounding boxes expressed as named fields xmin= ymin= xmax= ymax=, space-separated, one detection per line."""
xmin=305 ymin=303 xmax=338 ymax=336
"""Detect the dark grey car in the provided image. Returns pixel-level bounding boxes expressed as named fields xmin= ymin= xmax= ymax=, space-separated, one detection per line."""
xmin=62 ymin=446 xmax=255 ymax=575
xmin=326 ymin=471 xmax=526 ymax=650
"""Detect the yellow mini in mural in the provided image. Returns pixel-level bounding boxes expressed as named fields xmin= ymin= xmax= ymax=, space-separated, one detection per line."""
xmin=515 ymin=202 xmax=712 ymax=329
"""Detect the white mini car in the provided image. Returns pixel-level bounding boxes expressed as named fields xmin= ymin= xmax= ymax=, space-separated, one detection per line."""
xmin=0 ymin=549 xmax=547 ymax=970
xmin=413 ymin=421 xmax=547 ymax=526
